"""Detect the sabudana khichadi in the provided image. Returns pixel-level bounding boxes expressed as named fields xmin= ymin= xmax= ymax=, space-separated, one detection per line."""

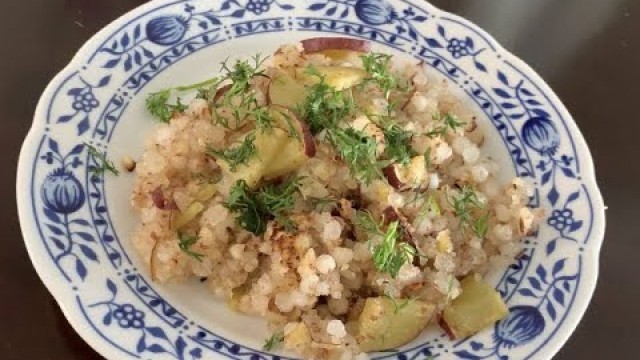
xmin=130 ymin=37 xmax=543 ymax=359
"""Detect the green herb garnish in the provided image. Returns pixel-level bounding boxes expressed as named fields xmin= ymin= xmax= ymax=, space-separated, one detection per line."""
xmin=84 ymin=142 xmax=119 ymax=176
xmin=381 ymin=122 xmax=416 ymax=165
xmin=355 ymin=211 xmax=417 ymax=278
xmin=263 ymin=332 xmax=284 ymax=351
xmin=328 ymin=127 xmax=382 ymax=184
xmin=220 ymin=54 xmax=267 ymax=95
xmin=472 ymin=212 xmax=490 ymax=238
xmin=256 ymin=177 xmax=302 ymax=231
xmin=371 ymin=221 xmax=417 ymax=278
xmin=360 ymin=52 xmax=401 ymax=100
xmin=205 ymin=133 xmax=257 ymax=171
xmin=225 ymin=180 xmax=265 ymax=235
xmin=146 ymin=77 xmax=218 ymax=123
xmin=424 ymin=148 xmax=433 ymax=170
xmin=425 ymin=112 xmax=464 ymax=138
xmin=298 ymin=66 xmax=391 ymax=183
xmin=308 ymin=196 xmax=337 ymax=210
xmin=225 ymin=177 xmax=301 ymax=235
xmin=177 ymin=231 xmax=204 ymax=261
xmin=298 ymin=66 xmax=355 ymax=134
xmin=252 ymin=106 xmax=275 ymax=132
xmin=448 ymin=186 xmax=481 ymax=225
xmin=213 ymin=55 xmax=273 ymax=129
xmin=447 ymin=186 xmax=488 ymax=237
xmin=354 ymin=210 xmax=383 ymax=235
xmin=146 ymin=90 xmax=187 ymax=123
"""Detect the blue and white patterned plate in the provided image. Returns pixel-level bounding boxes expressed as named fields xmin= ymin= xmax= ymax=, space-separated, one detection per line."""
xmin=17 ymin=0 xmax=605 ymax=359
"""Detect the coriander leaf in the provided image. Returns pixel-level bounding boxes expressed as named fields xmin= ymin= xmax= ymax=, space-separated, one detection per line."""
xmin=328 ymin=127 xmax=382 ymax=184
xmin=226 ymin=180 xmax=266 ymax=235
xmin=447 ymin=186 xmax=483 ymax=231
xmin=256 ymin=176 xmax=301 ymax=230
xmin=174 ymin=77 xmax=219 ymax=93
xmin=472 ymin=212 xmax=490 ymax=238
xmin=360 ymin=52 xmax=403 ymax=100
xmin=177 ymin=231 xmax=204 ymax=261
xmin=252 ymin=106 xmax=274 ymax=131
xmin=263 ymin=332 xmax=284 ymax=351
xmin=146 ymin=89 xmax=169 ymax=117
xmin=381 ymin=122 xmax=416 ymax=165
xmin=371 ymin=221 xmax=416 ymax=278
xmin=84 ymin=142 xmax=119 ymax=176
xmin=298 ymin=66 xmax=389 ymax=183
xmin=354 ymin=210 xmax=383 ymax=235
xmin=354 ymin=211 xmax=418 ymax=278
xmin=146 ymin=76 xmax=218 ymax=122
xmin=425 ymin=112 xmax=464 ymax=138
xmin=213 ymin=54 xmax=273 ymax=129
xmin=206 ymin=133 xmax=257 ymax=171
xmin=356 ymin=213 xmax=418 ymax=278
xmin=298 ymin=65 xmax=354 ymax=134
xmin=225 ymin=177 xmax=301 ymax=235
xmin=309 ymin=196 xmax=337 ymax=210
xmin=423 ymin=148 xmax=433 ymax=170
xmin=220 ymin=54 xmax=267 ymax=96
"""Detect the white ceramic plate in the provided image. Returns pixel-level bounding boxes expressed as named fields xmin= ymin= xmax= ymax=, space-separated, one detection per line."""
xmin=17 ymin=0 xmax=605 ymax=359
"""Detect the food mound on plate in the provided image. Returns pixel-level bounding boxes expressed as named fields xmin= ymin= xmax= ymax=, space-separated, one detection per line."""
xmin=131 ymin=37 xmax=543 ymax=359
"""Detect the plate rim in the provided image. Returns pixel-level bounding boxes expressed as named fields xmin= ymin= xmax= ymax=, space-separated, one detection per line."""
xmin=16 ymin=0 xmax=606 ymax=359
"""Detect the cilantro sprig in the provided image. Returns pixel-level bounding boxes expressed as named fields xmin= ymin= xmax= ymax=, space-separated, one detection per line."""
xmin=205 ymin=133 xmax=257 ymax=171
xmin=298 ymin=66 xmax=355 ymax=134
xmin=84 ymin=142 xmax=119 ymax=176
xmin=263 ymin=332 xmax=284 ymax=351
xmin=360 ymin=52 xmax=402 ymax=100
xmin=372 ymin=221 xmax=416 ymax=278
xmin=355 ymin=211 xmax=417 ymax=278
xmin=472 ymin=212 xmax=490 ymax=238
xmin=297 ymin=66 xmax=387 ymax=183
xmin=308 ymin=196 xmax=337 ymax=211
xmin=146 ymin=77 xmax=218 ymax=123
xmin=212 ymin=54 xmax=273 ymax=129
xmin=328 ymin=127 xmax=383 ymax=184
xmin=177 ymin=231 xmax=204 ymax=261
xmin=381 ymin=122 xmax=416 ymax=165
xmin=354 ymin=209 xmax=383 ymax=235
xmin=425 ymin=112 xmax=464 ymax=138
xmin=225 ymin=177 xmax=301 ymax=235
xmin=447 ymin=186 xmax=490 ymax=238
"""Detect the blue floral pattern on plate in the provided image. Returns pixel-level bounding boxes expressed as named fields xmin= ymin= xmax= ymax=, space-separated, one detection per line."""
xmin=17 ymin=0 xmax=605 ymax=359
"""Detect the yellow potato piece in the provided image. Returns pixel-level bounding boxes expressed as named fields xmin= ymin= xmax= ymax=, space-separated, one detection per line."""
xmin=442 ymin=274 xmax=509 ymax=339
xmin=263 ymin=138 xmax=307 ymax=180
xmin=171 ymin=202 xmax=205 ymax=230
xmin=436 ymin=229 xmax=453 ymax=253
xmin=295 ymin=66 xmax=367 ymax=90
xmin=196 ymin=183 xmax=217 ymax=202
xmin=356 ymin=297 xmax=435 ymax=352
xmin=220 ymin=128 xmax=289 ymax=188
xmin=318 ymin=49 xmax=364 ymax=63
xmin=228 ymin=282 xmax=251 ymax=312
xmin=268 ymin=71 xmax=308 ymax=109
xmin=284 ymin=322 xmax=312 ymax=352
xmin=263 ymin=107 xmax=312 ymax=180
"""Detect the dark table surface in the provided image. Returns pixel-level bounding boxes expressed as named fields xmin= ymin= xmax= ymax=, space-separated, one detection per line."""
xmin=2 ymin=0 xmax=637 ymax=359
